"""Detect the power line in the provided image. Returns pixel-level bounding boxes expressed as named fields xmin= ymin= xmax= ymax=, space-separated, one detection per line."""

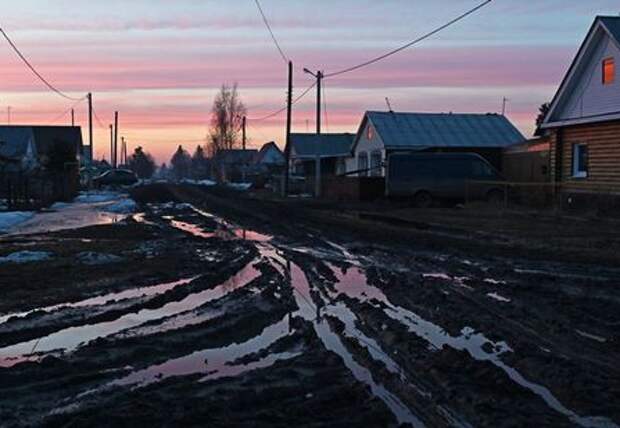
xmin=247 ymin=81 xmax=316 ymax=122
xmin=91 ymin=107 xmax=108 ymax=131
xmin=254 ymin=0 xmax=289 ymax=64
xmin=48 ymin=98 xmax=85 ymax=125
xmin=0 ymin=26 xmax=85 ymax=101
xmin=323 ymin=0 xmax=493 ymax=78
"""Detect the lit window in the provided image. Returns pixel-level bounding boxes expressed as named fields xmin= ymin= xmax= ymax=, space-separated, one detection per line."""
xmin=603 ymin=58 xmax=615 ymax=85
xmin=367 ymin=125 xmax=374 ymax=140
xmin=572 ymin=144 xmax=588 ymax=178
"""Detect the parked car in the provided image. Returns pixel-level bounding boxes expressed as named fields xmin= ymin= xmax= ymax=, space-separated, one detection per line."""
xmin=93 ymin=169 xmax=138 ymax=188
xmin=387 ymin=153 xmax=506 ymax=207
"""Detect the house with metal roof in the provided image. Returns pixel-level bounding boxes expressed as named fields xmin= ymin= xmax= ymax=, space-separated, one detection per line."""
xmin=346 ymin=111 xmax=525 ymax=177
xmin=289 ymin=133 xmax=355 ymax=177
xmin=540 ymin=16 xmax=620 ymax=196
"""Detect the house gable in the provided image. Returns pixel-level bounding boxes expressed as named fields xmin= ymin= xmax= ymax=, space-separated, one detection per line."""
xmin=543 ymin=17 xmax=620 ymax=128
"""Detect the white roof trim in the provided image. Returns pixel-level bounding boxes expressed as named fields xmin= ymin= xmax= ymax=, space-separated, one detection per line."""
xmin=543 ymin=20 xmax=605 ymax=126
xmin=541 ymin=112 xmax=620 ymax=129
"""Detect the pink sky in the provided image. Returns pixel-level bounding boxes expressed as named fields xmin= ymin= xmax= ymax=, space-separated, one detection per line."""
xmin=1 ymin=0 xmax=619 ymax=163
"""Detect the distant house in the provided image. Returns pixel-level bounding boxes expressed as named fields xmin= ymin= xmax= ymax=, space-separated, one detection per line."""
xmin=254 ymin=142 xmax=285 ymax=171
xmin=540 ymin=16 xmax=620 ymax=195
xmin=0 ymin=125 xmax=84 ymax=204
xmin=289 ymin=133 xmax=355 ymax=177
xmin=346 ymin=111 xmax=525 ymax=177
xmin=213 ymin=149 xmax=258 ymax=182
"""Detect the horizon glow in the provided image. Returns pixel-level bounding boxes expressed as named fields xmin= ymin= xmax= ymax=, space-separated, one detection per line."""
xmin=1 ymin=0 xmax=618 ymax=163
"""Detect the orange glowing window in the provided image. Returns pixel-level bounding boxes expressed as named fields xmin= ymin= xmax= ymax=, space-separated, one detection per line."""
xmin=603 ymin=57 xmax=615 ymax=85
xmin=367 ymin=125 xmax=374 ymax=140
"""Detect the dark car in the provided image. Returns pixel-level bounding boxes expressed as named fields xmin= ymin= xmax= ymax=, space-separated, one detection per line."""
xmin=387 ymin=153 xmax=506 ymax=207
xmin=93 ymin=169 xmax=138 ymax=188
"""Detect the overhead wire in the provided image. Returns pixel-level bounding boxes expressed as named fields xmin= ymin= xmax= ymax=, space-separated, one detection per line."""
xmin=47 ymin=97 xmax=85 ymax=125
xmin=254 ymin=0 xmax=289 ymax=64
xmin=0 ymin=26 xmax=86 ymax=101
xmin=247 ymin=81 xmax=316 ymax=122
xmin=322 ymin=0 xmax=493 ymax=78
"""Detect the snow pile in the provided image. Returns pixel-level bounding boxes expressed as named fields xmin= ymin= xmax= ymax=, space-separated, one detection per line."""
xmin=50 ymin=202 xmax=71 ymax=210
xmin=0 ymin=251 xmax=53 ymax=264
xmin=181 ymin=179 xmax=216 ymax=187
xmin=0 ymin=211 xmax=35 ymax=233
xmin=77 ymin=252 xmax=123 ymax=266
xmin=104 ymin=199 xmax=138 ymax=214
xmin=227 ymin=182 xmax=252 ymax=191
xmin=75 ymin=191 xmax=122 ymax=204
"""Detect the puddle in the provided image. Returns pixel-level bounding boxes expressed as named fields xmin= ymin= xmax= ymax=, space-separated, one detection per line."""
xmin=287 ymin=262 xmax=424 ymax=427
xmin=111 ymin=316 xmax=294 ymax=388
xmin=486 ymin=292 xmax=511 ymax=303
xmin=326 ymin=264 xmax=617 ymax=428
xmin=575 ymin=330 xmax=607 ymax=344
xmin=0 ymin=277 xmax=198 ymax=325
xmin=0 ymin=262 xmax=260 ymax=367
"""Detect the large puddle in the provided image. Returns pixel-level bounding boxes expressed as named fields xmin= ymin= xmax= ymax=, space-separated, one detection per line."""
xmin=0 ymin=262 xmax=260 ymax=367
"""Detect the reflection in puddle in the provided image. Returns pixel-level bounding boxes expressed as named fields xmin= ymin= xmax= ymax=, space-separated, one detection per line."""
xmin=328 ymin=265 xmax=617 ymax=428
xmin=0 ymin=277 xmax=198 ymax=326
xmin=486 ymin=292 xmax=511 ymax=303
xmin=287 ymin=262 xmax=423 ymax=427
xmin=0 ymin=263 xmax=260 ymax=367
xmin=111 ymin=317 xmax=294 ymax=388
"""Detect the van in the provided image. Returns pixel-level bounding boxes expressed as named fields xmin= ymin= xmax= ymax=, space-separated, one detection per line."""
xmin=387 ymin=153 xmax=505 ymax=207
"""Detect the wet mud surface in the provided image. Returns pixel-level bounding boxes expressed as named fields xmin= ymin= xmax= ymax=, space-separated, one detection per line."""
xmin=0 ymin=184 xmax=619 ymax=427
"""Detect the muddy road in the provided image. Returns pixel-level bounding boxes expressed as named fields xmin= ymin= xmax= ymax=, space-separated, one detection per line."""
xmin=0 ymin=184 xmax=619 ymax=427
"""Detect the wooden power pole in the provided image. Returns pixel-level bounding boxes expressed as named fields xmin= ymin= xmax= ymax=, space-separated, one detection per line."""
xmin=242 ymin=116 xmax=247 ymax=151
xmin=284 ymin=60 xmax=293 ymax=197
xmin=87 ymin=93 xmax=93 ymax=159
xmin=109 ymin=125 xmax=114 ymax=167
xmin=114 ymin=111 xmax=119 ymax=168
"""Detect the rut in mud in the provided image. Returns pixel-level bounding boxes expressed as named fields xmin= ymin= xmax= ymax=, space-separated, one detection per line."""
xmin=0 ymin=195 xmax=619 ymax=427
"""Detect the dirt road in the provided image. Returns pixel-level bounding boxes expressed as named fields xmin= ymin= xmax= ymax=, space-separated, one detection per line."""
xmin=0 ymin=184 xmax=618 ymax=427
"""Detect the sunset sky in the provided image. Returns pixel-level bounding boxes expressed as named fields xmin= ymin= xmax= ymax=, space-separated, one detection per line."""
xmin=1 ymin=0 xmax=619 ymax=163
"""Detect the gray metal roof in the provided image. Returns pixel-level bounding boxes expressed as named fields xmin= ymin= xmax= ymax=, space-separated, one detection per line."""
xmin=290 ymin=133 xmax=355 ymax=158
xmin=365 ymin=111 xmax=525 ymax=149
xmin=600 ymin=16 xmax=620 ymax=44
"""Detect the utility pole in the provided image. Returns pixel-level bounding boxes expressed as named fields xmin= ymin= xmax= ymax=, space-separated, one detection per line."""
xmin=242 ymin=116 xmax=247 ymax=151
xmin=303 ymin=69 xmax=323 ymax=135
xmin=71 ymin=108 xmax=75 ymax=127
xmin=7 ymin=106 xmax=11 ymax=125
xmin=109 ymin=125 xmax=114 ymax=167
xmin=284 ymin=60 xmax=293 ymax=197
xmin=114 ymin=111 xmax=119 ymax=168
xmin=87 ymin=93 xmax=93 ymax=160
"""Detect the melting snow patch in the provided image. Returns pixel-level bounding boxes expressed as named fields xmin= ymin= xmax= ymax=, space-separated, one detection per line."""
xmin=487 ymin=292 xmax=511 ymax=303
xmin=575 ymin=330 xmax=607 ymax=343
xmin=181 ymin=179 xmax=216 ymax=187
xmin=0 ymin=251 xmax=52 ymax=264
xmin=104 ymin=199 xmax=138 ymax=214
xmin=77 ymin=252 xmax=123 ymax=266
xmin=227 ymin=182 xmax=252 ymax=191
xmin=0 ymin=211 xmax=34 ymax=232
xmin=75 ymin=191 xmax=122 ymax=203
xmin=484 ymin=278 xmax=507 ymax=285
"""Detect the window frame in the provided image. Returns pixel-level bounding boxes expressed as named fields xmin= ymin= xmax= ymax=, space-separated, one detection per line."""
xmin=602 ymin=57 xmax=615 ymax=85
xmin=572 ymin=143 xmax=588 ymax=179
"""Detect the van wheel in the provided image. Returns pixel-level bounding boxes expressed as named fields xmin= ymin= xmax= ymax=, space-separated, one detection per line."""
xmin=413 ymin=191 xmax=433 ymax=208
xmin=486 ymin=189 xmax=505 ymax=205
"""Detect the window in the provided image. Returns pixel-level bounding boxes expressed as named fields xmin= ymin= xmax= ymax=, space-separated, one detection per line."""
xmin=370 ymin=151 xmax=382 ymax=176
xmin=367 ymin=125 xmax=374 ymax=141
xmin=358 ymin=152 xmax=368 ymax=177
xmin=572 ymin=144 xmax=588 ymax=178
xmin=603 ymin=57 xmax=615 ymax=85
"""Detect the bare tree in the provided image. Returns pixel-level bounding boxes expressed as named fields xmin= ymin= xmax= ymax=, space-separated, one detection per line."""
xmin=208 ymin=84 xmax=247 ymax=155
